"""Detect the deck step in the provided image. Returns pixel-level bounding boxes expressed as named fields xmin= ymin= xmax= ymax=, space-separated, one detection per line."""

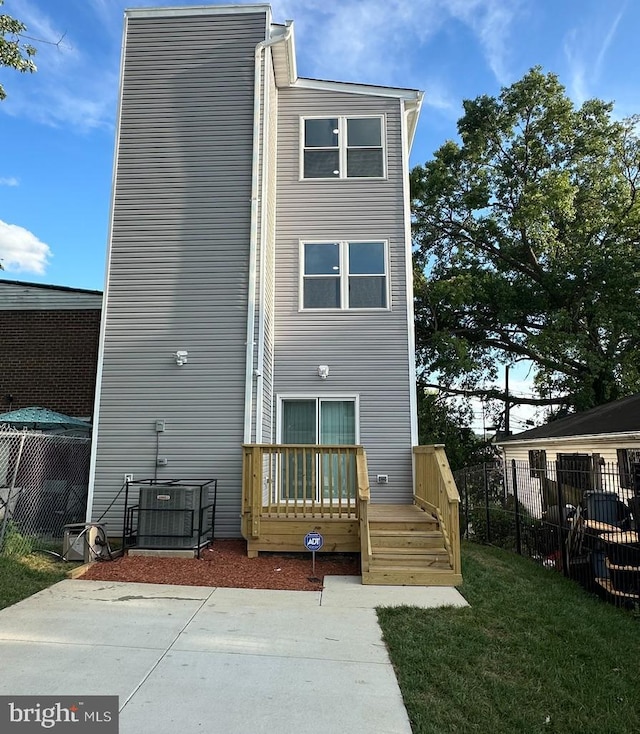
xmin=362 ymin=567 xmax=463 ymax=586
xmin=371 ymin=545 xmax=448 ymax=557
xmin=369 ymin=508 xmax=439 ymax=532
xmin=370 ymin=553 xmax=451 ymax=569
xmin=369 ymin=520 xmax=439 ymax=532
xmin=362 ymin=503 xmax=458 ymax=585
xmin=370 ymin=529 xmax=444 ymax=549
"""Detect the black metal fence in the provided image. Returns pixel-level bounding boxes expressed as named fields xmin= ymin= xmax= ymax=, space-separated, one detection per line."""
xmin=454 ymin=460 xmax=640 ymax=610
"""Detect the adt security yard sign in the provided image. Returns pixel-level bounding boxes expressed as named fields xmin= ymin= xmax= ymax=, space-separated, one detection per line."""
xmin=304 ymin=532 xmax=324 ymax=551
xmin=304 ymin=532 xmax=323 ymax=580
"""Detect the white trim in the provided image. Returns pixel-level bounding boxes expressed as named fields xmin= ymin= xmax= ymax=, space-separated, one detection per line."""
xmin=299 ymin=114 xmax=386 ymax=181
xmin=255 ymin=43 xmax=274 ymax=444
xmin=405 ymin=93 xmax=424 ymax=151
xmin=267 ymin=89 xmax=278 ymax=445
xmin=276 ymin=394 xmax=361 ymax=444
xmin=497 ymin=431 xmax=640 ymax=449
xmin=400 ymin=100 xmax=419 ymax=448
xmin=270 ymin=21 xmax=297 ymax=86
xmin=294 ymin=76 xmax=422 ymax=101
xmin=126 ymin=4 xmax=271 ymax=19
xmin=86 ymin=13 xmax=128 ymax=523
xmin=244 ymin=12 xmax=289 ymax=444
xmin=299 ymin=239 xmax=390 ymax=311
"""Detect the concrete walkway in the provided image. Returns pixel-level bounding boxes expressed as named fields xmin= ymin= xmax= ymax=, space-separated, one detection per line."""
xmin=0 ymin=577 xmax=467 ymax=733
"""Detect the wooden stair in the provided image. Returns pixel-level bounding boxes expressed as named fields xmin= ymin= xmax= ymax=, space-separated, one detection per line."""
xmin=362 ymin=504 xmax=462 ymax=586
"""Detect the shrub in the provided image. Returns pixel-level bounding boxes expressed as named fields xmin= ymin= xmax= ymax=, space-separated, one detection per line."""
xmin=1 ymin=522 xmax=34 ymax=557
xmin=468 ymin=496 xmax=536 ymax=551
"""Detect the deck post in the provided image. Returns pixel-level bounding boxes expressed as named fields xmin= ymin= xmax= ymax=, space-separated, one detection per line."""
xmin=512 ymin=459 xmax=522 ymax=555
xmin=356 ymin=446 xmax=371 ymax=574
xmin=250 ymin=445 xmax=261 ymax=539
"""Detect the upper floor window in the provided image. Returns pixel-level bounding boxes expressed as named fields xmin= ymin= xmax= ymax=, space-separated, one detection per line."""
xmin=301 ymin=241 xmax=388 ymax=310
xmin=302 ymin=116 xmax=385 ymax=179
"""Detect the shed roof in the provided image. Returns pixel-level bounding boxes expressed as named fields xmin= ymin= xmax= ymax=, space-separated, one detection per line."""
xmin=499 ymin=393 xmax=640 ymax=443
xmin=0 ymin=279 xmax=102 ymax=311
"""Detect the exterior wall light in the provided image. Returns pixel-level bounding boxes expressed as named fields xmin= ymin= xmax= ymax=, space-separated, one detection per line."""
xmin=174 ymin=350 xmax=188 ymax=366
xmin=317 ymin=364 xmax=329 ymax=379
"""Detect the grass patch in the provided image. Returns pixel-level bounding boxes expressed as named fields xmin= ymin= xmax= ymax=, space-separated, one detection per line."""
xmin=377 ymin=542 xmax=640 ymax=734
xmin=0 ymin=554 xmax=69 ymax=610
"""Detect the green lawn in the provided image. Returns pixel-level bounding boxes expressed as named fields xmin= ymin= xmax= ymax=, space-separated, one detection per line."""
xmin=0 ymin=554 xmax=69 ymax=610
xmin=378 ymin=542 xmax=640 ymax=734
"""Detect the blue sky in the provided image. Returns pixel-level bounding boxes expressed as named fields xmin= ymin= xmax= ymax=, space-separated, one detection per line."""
xmin=0 ymin=0 xmax=637 ymax=428
xmin=1 ymin=0 xmax=637 ymax=289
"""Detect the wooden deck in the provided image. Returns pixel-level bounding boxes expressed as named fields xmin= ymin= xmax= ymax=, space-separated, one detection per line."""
xmin=363 ymin=504 xmax=462 ymax=586
xmin=241 ymin=444 xmax=462 ymax=586
xmin=244 ymin=515 xmax=359 ymax=556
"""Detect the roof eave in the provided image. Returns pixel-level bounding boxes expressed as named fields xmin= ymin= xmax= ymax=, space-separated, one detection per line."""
xmin=270 ymin=20 xmax=297 ymax=86
xmin=125 ymin=4 xmax=272 ymax=19
xmin=293 ymin=76 xmax=423 ymax=100
xmin=496 ymin=430 xmax=640 ymax=448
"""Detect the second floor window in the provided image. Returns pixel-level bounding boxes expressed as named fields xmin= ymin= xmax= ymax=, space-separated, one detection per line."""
xmin=302 ymin=241 xmax=388 ymax=310
xmin=302 ymin=116 xmax=384 ymax=179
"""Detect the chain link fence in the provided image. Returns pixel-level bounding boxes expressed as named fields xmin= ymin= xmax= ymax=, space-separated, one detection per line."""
xmin=0 ymin=428 xmax=91 ymax=556
xmin=455 ymin=460 xmax=640 ymax=610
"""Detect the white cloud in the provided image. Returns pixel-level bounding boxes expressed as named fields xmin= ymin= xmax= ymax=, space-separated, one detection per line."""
xmin=0 ymin=177 xmax=19 ymax=187
xmin=271 ymin=0 xmax=440 ymax=85
xmin=563 ymin=29 xmax=587 ymax=104
xmin=1 ymin=0 xmax=523 ymax=130
xmin=0 ymin=220 xmax=52 ymax=274
xmin=421 ymin=78 xmax=459 ymax=114
xmin=271 ymin=0 xmax=523 ymax=94
xmin=445 ymin=0 xmax=524 ymax=85
xmin=594 ymin=8 xmax=624 ymax=77
xmin=564 ymin=6 xmax=625 ymax=104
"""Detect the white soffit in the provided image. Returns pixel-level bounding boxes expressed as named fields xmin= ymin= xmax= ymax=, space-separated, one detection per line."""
xmin=270 ymin=21 xmax=297 ymax=86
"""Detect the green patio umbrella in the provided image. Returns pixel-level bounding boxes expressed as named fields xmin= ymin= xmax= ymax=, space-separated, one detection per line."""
xmin=0 ymin=407 xmax=91 ymax=432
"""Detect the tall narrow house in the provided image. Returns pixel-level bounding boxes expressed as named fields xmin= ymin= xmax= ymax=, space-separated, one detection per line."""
xmin=89 ymin=4 xmax=461 ymax=585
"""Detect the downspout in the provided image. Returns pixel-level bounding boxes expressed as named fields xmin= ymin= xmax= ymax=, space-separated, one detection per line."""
xmin=254 ymin=53 xmax=271 ymax=445
xmin=244 ymin=23 xmax=293 ymax=444
xmin=401 ymin=99 xmax=419 ymax=449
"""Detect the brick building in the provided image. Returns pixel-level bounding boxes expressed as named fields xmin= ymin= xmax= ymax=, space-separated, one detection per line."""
xmin=0 ymin=279 xmax=102 ymax=419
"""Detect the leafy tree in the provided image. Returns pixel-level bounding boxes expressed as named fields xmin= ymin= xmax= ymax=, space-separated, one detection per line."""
xmin=412 ymin=68 xmax=640 ymax=414
xmin=417 ymin=384 xmax=494 ymax=470
xmin=0 ymin=0 xmax=36 ymax=101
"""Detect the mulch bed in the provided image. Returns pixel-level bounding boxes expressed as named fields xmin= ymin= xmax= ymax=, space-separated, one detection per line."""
xmin=80 ymin=539 xmax=361 ymax=591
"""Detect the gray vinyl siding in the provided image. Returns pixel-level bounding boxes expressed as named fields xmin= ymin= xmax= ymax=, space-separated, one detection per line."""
xmin=274 ymin=87 xmax=413 ymax=502
xmin=91 ymin=11 xmax=267 ymax=537
xmin=0 ymin=282 xmax=102 ymax=310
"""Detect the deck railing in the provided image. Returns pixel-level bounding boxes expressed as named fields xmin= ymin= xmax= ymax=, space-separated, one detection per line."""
xmin=413 ymin=444 xmax=461 ymax=576
xmin=242 ymin=444 xmax=360 ymax=538
xmin=356 ymin=447 xmax=371 ymax=572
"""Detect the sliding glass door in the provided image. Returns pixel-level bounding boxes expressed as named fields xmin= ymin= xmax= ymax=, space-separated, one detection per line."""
xmin=280 ymin=398 xmax=356 ymax=501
